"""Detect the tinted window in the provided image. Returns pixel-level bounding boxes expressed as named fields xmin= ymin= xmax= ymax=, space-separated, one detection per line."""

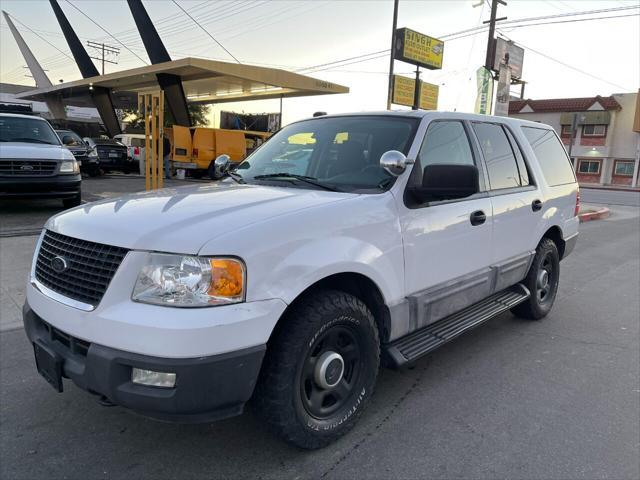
xmin=0 ymin=116 xmax=60 ymax=145
xmin=236 ymin=116 xmax=419 ymax=192
xmin=522 ymin=126 xmax=576 ymax=186
xmin=131 ymin=138 xmax=145 ymax=147
xmin=472 ymin=122 xmax=521 ymax=190
xmin=418 ymin=121 xmax=474 ymax=167
xmin=504 ymin=127 xmax=530 ymax=186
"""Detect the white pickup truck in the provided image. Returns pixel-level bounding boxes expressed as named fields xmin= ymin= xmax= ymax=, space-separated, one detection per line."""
xmin=24 ymin=111 xmax=578 ymax=449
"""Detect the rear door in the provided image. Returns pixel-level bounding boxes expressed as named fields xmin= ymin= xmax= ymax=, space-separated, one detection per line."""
xmin=470 ymin=121 xmax=542 ymax=291
xmin=399 ymin=120 xmax=494 ymax=332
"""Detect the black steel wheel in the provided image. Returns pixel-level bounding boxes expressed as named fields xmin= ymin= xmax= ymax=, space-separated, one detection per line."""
xmin=512 ymin=238 xmax=560 ymax=320
xmin=254 ymin=290 xmax=379 ymax=449
xmin=300 ymin=324 xmax=363 ymax=420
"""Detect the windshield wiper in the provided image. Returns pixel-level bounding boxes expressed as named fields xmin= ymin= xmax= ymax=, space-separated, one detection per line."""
xmin=228 ymin=171 xmax=246 ymax=184
xmin=10 ymin=138 xmax=54 ymax=144
xmin=253 ymin=173 xmax=342 ymax=192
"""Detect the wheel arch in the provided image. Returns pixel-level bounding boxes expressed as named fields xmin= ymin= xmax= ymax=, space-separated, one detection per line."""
xmin=270 ymin=272 xmax=391 ymax=345
xmin=541 ymin=225 xmax=566 ymax=259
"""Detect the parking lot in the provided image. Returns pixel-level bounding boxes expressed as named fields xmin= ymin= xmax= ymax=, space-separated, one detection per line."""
xmin=0 ymin=184 xmax=639 ymax=480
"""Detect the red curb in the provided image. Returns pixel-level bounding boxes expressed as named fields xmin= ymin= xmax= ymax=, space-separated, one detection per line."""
xmin=578 ymin=207 xmax=610 ymax=222
xmin=580 ymin=184 xmax=640 ymax=192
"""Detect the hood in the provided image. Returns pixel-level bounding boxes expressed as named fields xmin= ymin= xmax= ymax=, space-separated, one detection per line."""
xmin=0 ymin=143 xmax=72 ymax=160
xmin=46 ymin=182 xmax=354 ymax=253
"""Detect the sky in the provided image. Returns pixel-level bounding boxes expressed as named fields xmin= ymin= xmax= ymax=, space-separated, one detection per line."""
xmin=0 ymin=0 xmax=638 ymax=127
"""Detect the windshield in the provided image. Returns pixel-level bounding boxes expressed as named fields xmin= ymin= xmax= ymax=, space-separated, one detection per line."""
xmin=235 ymin=116 xmax=419 ymax=192
xmin=56 ymin=129 xmax=84 ymax=146
xmin=0 ymin=116 xmax=61 ymax=145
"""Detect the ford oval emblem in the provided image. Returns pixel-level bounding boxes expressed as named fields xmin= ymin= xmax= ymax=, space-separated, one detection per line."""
xmin=50 ymin=256 xmax=69 ymax=273
xmin=20 ymin=164 xmax=34 ymax=171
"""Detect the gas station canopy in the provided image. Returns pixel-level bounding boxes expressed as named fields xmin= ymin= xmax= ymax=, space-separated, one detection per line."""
xmin=15 ymin=57 xmax=349 ymax=108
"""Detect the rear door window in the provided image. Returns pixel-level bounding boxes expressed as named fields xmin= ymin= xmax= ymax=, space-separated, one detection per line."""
xmin=472 ymin=122 xmax=522 ymax=190
xmin=521 ymin=126 xmax=576 ymax=186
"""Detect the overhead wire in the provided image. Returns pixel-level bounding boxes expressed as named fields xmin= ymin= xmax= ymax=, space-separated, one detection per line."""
xmin=170 ymin=0 xmax=240 ymax=63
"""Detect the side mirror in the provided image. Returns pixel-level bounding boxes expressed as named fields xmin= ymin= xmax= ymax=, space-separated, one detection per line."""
xmin=410 ymin=164 xmax=479 ymax=202
xmin=212 ymin=154 xmax=231 ymax=179
xmin=380 ymin=150 xmax=411 ymax=176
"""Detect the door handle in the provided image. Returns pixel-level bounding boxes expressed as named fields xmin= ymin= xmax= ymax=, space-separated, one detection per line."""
xmin=532 ymin=199 xmax=543 ymax=212
xmin=470 ymin=210 xmax=486 ymax=226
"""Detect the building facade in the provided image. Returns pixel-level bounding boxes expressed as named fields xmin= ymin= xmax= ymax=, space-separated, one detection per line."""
xmin=509 ymin=92 xmax=640 ymax=188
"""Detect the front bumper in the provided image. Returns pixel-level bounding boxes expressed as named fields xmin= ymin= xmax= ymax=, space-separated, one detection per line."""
xmin=0 ymin=174 xmax=81 ymax=198
xmin=24 ymin=302 xmax=266 ymax=422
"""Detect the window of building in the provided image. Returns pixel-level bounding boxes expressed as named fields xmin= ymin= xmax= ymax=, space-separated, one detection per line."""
xmin=472 ymin=122 xmax=522 ymax=190
xmin=522 ymin=127 xmax=576 ymax=186
xmin=582 ymin=124 xmax=607 ymax=137
xmin=614 ymin=160 xmax=635 ymax=176
xmin=578 ymin=160 xmax=601 ymax=174
xmin=561 ymin=125 xmax=573 ymax=136
xmin=418 ymin=121 xmax=475 ymax=168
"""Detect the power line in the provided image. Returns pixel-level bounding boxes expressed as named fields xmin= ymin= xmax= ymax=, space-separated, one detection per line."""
xmin=502 ymin=12 xmax=639 ymax=30
xmin=3 ymin=13 xmax=74 ymax=62
xmin=501 ymin=34 xmax=634 ymax=91
xmin=63 ymin=0 xmax=148 ymax=65
xmin=171 ymin=0 xmax=239 ymax=63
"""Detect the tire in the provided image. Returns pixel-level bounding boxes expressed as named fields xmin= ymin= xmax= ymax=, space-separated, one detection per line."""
xmin=62 ymin=192 xmax=82 ymax=209
xmin=511 ymin=238 xmax=560 ymax=320
xmin=208 ymin=161 xmax=219 ymax=180
xmin=88 ymin=168 xmax=100 ymax=177
xmin=254 ymin=290 xmax=380 ymax=449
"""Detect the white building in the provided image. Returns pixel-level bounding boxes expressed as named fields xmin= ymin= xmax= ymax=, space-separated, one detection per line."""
xmin=509 ymin=92 xmax=640 ymax=188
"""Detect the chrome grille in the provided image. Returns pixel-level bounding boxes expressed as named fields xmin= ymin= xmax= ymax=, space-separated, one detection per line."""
xmin=0 ymin=159 xmax=57 ymax=177
xmin=35 ymin=230 xmax=129 ymax=307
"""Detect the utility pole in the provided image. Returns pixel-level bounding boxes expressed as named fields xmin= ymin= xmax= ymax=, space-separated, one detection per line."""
xmin=386 ymin=0 xmax=400 ymax=110
xmin=483 ymin=0 xmax=506 ymax=72
xmin=86 ymin=41 xmax=120 ymax=75
xmin=412 ymin=67 xmax=421 ymax=110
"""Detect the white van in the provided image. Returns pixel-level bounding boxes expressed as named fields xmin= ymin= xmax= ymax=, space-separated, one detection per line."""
xmin=24 ymin=111 xmax=578 ymax=449
xmin=113 ymin=133 xmax=146 ymax=175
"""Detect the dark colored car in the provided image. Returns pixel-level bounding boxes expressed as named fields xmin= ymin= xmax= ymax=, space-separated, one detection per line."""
xmin=0 ymin=114 xmax=81 ymax=208
xmin=55 ymin=129 xmax=101 ymax=177
xmin=84 ymin=138 xmax=134 ymax=174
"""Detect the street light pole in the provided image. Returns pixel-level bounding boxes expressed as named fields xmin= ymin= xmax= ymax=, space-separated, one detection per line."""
xmin=386 ymin=0 xmax=399 ymax=110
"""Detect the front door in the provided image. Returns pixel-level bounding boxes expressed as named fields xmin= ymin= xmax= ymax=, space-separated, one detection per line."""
xmin=398 ymin=120 xmax=494 ymax=335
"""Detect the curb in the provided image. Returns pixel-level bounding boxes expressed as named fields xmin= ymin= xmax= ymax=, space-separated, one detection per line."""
xmin=578 ymin=207 xmax=610 ymax=222
xmin=580 ymin=185 xmax=640 ymax=192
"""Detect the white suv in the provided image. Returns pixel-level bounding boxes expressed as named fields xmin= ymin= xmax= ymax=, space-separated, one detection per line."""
xmin=23 ymin=111 xmax=578 ymax=449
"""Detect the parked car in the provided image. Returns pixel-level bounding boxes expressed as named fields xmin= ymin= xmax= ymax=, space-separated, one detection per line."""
xmin=23 ymin=111 xmax=579 ymax=449
xmin=113 ymin=133 xmax=146 ymax=175
xmin=55 ymin=128 xmax=100 ymax=177
xmin=84 ymin=138 xmax=134 ymax=174
xmin=0 ymin=113 xmax=81 ymax=208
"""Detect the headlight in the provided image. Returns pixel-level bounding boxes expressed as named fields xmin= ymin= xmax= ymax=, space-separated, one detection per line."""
xmin=88 ymin=148 xmax=98 ymax=158
xmin=59 ymin=160 xmax=79 ymax=174
xmin=132 ymin=253 xmax=245 ymax=307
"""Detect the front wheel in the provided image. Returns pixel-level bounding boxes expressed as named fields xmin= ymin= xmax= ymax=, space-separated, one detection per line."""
xmin=254 ymin=290 xmax=380 ymax=449
xmin=511 ymin=238 xmax=560 ymax=320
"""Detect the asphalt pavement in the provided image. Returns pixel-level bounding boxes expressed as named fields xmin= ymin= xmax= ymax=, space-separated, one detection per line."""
xmin=0 ymin=198 xmax=639 ymax=479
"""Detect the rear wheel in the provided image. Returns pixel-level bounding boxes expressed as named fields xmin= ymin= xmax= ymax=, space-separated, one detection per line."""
xmin=254 ymin=290 xmax=379 ymax=449
xmin=62 ymin=192 xmax=81 ymax=209
xmin=511 ymin=238 xmax=560 ymax=320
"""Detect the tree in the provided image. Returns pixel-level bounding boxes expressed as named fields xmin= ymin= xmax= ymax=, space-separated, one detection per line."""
xmin=121 ymin=103 xmax=210 ymax=132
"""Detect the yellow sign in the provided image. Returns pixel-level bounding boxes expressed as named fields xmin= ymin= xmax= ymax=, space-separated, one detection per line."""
xmin=392 ymin=75 xmax=439 ymax=110
xmin=395 ymin=28 xmax=444 ymax=70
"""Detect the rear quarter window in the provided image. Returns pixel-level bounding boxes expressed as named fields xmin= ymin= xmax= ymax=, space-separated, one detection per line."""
xmin=521 ymin=126 xmax=576 ymax=186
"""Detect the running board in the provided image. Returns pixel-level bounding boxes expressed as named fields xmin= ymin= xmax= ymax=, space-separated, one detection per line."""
xmin=385 ymin=284 xmax=530 ymax=367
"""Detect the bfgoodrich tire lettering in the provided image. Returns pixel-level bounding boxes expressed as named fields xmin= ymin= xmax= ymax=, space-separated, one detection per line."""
xmin=254 ymin=290 xmax=379 ymax=449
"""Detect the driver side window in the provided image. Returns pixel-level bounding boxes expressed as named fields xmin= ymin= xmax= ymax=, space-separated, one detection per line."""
xmin=418 ymin=121 xmax=475 ymax=167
